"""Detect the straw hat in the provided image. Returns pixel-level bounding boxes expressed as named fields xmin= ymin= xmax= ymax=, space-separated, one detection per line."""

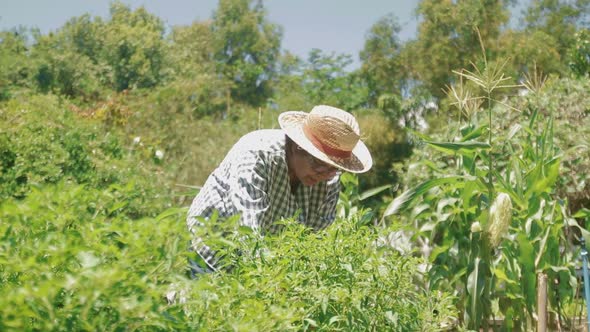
xmin=278 ymin=105 xmax=372 ymax=173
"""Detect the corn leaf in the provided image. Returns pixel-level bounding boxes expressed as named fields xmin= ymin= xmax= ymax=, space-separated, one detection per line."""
xmin=460 ymin=124 xmax=489 ymax=142
xmin=425 ymin=141 xmax=491 ymax=155
xmin=383 ymin=176 xmax=473 ymax=218
xmin=359 ymin=184 xmax=391 ymax=201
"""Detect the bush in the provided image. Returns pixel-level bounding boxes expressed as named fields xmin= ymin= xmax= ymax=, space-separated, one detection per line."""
xmin=188 ymin=214 xmax=457 ymax=331
xmin=0 ymin=95 xmax=89 ymax=198
xmin=569 ymin=29 xmax=590 ymax=78
xmin=0 ymin=182 xmax=457 ymax=331
xmin=0 ymin=94 xmax=168 ymax=216
xmin=0 ymin=182 xmax=189 ymax=331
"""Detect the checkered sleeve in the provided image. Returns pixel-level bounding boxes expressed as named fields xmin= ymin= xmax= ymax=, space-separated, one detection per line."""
xmin=230 ymin=152 xmax=271 ymax=231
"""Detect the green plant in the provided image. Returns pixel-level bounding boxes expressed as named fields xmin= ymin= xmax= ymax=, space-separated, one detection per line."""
xmin=569 ymin=28 xmax=590 ymax=77
xmin=384 ymin=57 xmax=580 ymax=329
xmin=0 ymin=180 xmax=456 ymax=331
xmin=184 ymin=210 xmax=458 ymax=331
xmin=0 ymin=181 xmax=189 ymax=331
xmin=336 ymin=172 xmax=390 ymax=223
xmin=0 ymin=94 xmax=169 ymax=217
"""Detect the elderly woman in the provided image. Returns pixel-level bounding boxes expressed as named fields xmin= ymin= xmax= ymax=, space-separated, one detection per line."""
xmin=186 ymin=105 xmax=372 ymax=272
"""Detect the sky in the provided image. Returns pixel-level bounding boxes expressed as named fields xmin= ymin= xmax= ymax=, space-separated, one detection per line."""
xmin=0 ymin=0 xmax=421 ymax=69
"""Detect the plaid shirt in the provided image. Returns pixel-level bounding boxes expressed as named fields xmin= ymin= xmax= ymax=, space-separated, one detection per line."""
xmin=187 ymin=129 xmax=341 ymax=270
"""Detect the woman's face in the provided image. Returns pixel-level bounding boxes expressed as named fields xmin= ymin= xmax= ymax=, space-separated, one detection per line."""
xmin=290 ymin=146 xmax=339 ymax=186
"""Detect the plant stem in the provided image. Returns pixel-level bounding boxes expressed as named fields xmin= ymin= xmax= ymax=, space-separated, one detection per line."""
xmin=487 ymin=92 xmax=494 ymax=200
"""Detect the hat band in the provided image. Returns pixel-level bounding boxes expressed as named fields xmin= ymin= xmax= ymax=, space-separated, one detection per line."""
xmin=303 ymin=125 xmax=352 ymax=159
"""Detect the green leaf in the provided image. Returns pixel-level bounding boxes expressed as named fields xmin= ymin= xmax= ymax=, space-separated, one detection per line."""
xmin=517 ymin=233 xmax=536 ymax=312
xmin=359 ymin=184 xmax=391 ymax=201
xmin=574 ymin=208 xmax=590 ymax=218
xmin=425 ymin=140 xmax=491 ymax=155
xmin=385 ymin=311 xmax=398 ymax=325
xmin=492 ymin=169 xmax=526 ymax=208
xmin=155 ymin=207 xmax=184 ymax=222
xmin=461 ymin=180 xmax=479 ymax=212
xmin=329 ymin=315 xmax=342 ymax=325
xmin=383 ymin=176 xmax=474 ymax=218
xmin=566 ymin=218 xmax=590 ymax=243
xmin=340 ymin=263 xmax=354 ymax=274
xmin=534 ymin=227 xmax=552 ymax=269
xmin=548 ymin=266 xmax=571 ymax=273
xmin=511 ymin=157 xmax=524 ymax=198
xmin=507 ymin=123 xmax=522 ymax=140
xmin=429 ymin=244 xmax=451 ymax=262
xmin=467 ymin=257 xmax=482 ymax=328
xmin=418 ymin=159 xmax=444 ymax=173
xmin=493 ymin=268 xmax=518 ymax=285
xmin=238 ymin=225 xmax=254 ymax=235
xmin=462 ymin=152 xmax=477 ymax=174
xmin=108 ymin=201 xmax=128 ymax=215
xmin=320 ymin=295 xmax=328 ymax=315
xmin=460 ymin=124 xmax=489 ymax=142
xmin=407 ymin=128 xmax=433 ymax=142
xmin=304 ymin=318 xmax=318 ymax=327
xmin=526 ymin=156 xmax=561 ymax=197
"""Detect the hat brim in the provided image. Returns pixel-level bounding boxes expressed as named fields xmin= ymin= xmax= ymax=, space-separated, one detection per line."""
xmin=278 ymin=111 xmax=372 ymax=174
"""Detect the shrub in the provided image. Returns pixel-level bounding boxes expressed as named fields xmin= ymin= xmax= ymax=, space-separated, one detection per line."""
xmin=0 ymin=95 xmax=85 ymax=198
xmin=0 ymin=182 xmax=189 ymax=331
xmin=190 ymin=214 xmax=458 ymax=331
xmin=0 ymin=94 xmax=168 ymax=217
xmin=0 ymin=181 xmax=457 ymax=331
xmin=569 ymin=29 xmax=590 ymax=78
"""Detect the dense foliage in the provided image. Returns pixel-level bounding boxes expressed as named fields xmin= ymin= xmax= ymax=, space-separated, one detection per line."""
xmin=385 ymin=64 xmax=590 ymax=329
xmin=0 ymin=179 xmax=456 ymax=331
xmin=0 ymin=94 xmax=169 ymax=217
xmin=1 ymin=0 xmax=589 ymax=330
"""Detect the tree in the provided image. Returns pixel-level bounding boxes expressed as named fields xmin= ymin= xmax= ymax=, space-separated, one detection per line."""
xmin=273 ymin=49 xmax=368 ymax=112
xmin=0 ymin=28 xmax=33 ymax=99
xmin=155 ymin=22 xmax=229 ymax=118
xmin=31 ymin=18 xmax=104 ymax=99
xmin=28 ymin=2 xmax=168 ymax=96
xmin=271 ymin=51 xmax=307 ymax=110
xmin=524 ymin=0 xmax=590 ymax=61
xmin=359 ymin=14 xmax=405 ymax=105
xmin=408 ymin=0 xmax=512 ymax=99
xmin=497 ymin=29 xmax=563 ymax=78
xmin=301 ymin=49 xmax=368 ymax=111
xmin=211 ymin=0 xmax=282 ymax=105
xmin=101 ymin=1 xmax=167 ymax=91
xmin=32 ymin=42 xmax=102 ymax=98
xmin=57 ymin=14 xmax=105 ymax=63
xmin=167 ymin=21 xmax=216 ymax=79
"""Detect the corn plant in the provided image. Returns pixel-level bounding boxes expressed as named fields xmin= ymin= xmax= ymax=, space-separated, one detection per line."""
xmin=383 ymin=56 xmax=580 ymax=330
